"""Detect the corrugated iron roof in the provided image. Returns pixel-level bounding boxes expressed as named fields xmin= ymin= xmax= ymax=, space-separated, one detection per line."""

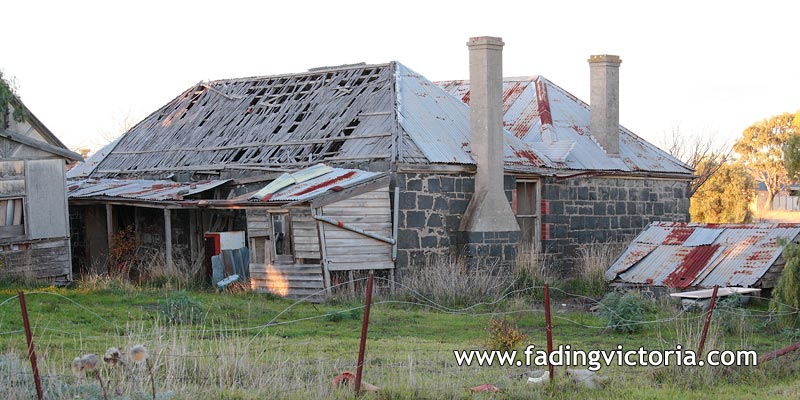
xmin=67 ymin=137 xmax=121 ymax=179
xmin=395 ymin=64 xmax=551 ymax=168
xmin=436 ymin=77 xmax=693 ymax=175
xmin=68 ymin=178 xmax=229 ymax=201
xmin=249 ymin=166 xmax=379 ymax=202
xmin=607 ymin=222 xmax=800 ymax=289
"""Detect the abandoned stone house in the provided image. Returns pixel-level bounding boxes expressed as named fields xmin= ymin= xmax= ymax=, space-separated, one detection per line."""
xmin=1 ymin=100 xmax=83 ymax=283
xmin=66 ymin=37 xmax=692 ymax=296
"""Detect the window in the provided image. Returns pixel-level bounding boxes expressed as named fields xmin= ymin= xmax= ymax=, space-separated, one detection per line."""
xmin=0 ymin=198 xmax=25 ymax=239
xmin=515 ymin=181 xmax=540 ymax=249
xmin=250 ymin=236 xmax=271 ymax=265
xmin=271 ymin=213 xmax=294 ymax=263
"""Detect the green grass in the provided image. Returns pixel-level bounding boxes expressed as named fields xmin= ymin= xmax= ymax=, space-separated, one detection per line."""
xmin=0 ymin=282 xmax=799 ymax=399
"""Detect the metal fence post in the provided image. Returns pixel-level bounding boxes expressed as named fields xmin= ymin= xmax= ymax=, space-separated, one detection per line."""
xmin=543 ymin=284 xmax=554 ymax=382
xmin=354 ymin=272 xmax=374 ymax=396
xmin=19 ymin=291 xmax=43 ymax=400
xmin=698 ymin=285 xmax=719 ymax=356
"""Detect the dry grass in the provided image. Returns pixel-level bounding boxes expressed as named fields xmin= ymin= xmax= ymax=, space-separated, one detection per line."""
xmin=399 ymin=255 xmax=514 ymax=308
xmin=572 ymin=242 xmax=625 ymax=297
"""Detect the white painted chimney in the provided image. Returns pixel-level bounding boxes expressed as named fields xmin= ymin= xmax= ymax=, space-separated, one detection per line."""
xmin=588 ymin=54 xmax=622 ymax=155
xmin=459 ymin=36 xmax=519 ymax=233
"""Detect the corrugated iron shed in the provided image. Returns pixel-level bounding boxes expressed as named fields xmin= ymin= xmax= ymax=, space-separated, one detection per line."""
xmin=436 ymin=77 xmax=693 ymax=175
xmin=607 ymin=222 xmax=800 ymax=289
xmin=67 ymin=178 xmax=229 ymax=201
xmin=249 ymin=166 xmax=379 ymax=203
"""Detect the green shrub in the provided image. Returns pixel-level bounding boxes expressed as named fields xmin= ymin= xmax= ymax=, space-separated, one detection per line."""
xmin=323 ymin=311 xmax=345 ymax=322
xmin=598 ymin=291 xmax=651 ymax=333
xmin=158 ymin=291 xmax=204 ymax=324
xmin=713 ymin=293 xmax=752 ymax=335
xmin=772 ymin=242 xmax=800 ymax=329
xmin=485 ymin=318 xmax=528 ymax=351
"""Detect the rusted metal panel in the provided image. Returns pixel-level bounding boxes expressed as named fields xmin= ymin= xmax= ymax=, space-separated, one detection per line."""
xmin=68 ymin=178 xmax=228 ymax=201
xmin=436 ymin=77 xmax=693 ymax=175
xmin=604 ymin=243 xmax=658 ymax=280
xmin=609 ymin=222 xmax=800 ymax=289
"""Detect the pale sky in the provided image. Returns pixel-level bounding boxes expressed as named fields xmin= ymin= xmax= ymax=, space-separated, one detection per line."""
xmin=3 ymin=0 xmax=798 ymax=154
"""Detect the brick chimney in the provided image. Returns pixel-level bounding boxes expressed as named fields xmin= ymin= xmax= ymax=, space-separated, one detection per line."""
xmin=459 ymin=36 xmax=519 ymax=234
xmin=588 ymin=54 xmax=622 ymax=155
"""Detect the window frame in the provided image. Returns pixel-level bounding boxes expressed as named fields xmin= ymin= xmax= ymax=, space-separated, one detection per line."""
xmin=514 ymin=179 xmax=541 ymax=251
xmin=0 ymin=196 xmax=26 ymax=241
xmin=270 ymin=211 xmax=295 ymax=264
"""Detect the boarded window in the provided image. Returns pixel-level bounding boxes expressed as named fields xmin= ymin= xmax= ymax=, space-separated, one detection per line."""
xmin=249 ymin=236 xmax=271 ymax=265
xmin=25 ymin=159 xmax=68 ymax=239
xmin=0 ymin=198 xmax=25 ymax=239
xmin=515 ymin=181 xmax=540 ymax=249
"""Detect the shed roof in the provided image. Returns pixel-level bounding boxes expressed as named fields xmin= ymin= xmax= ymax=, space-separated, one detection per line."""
xmin=437 ymin=77 xmax=692 ymax=175
xmin=67 ymin=178 xmax=228 ymax=201
xmin=606 ymin=222 xmax=800 ymax=289
xmin=249 ymin=164 xmax=381 ymax=203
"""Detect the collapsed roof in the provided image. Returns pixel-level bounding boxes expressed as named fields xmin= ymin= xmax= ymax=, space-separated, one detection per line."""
xmin=79 ymin=62 xmax=691 ymax=179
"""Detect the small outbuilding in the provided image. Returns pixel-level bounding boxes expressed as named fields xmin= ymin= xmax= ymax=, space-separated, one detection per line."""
xmin=606 ymin=222 xmax=800 ymax=292
xmin=1 ymin=102 xmax=82 ymax=283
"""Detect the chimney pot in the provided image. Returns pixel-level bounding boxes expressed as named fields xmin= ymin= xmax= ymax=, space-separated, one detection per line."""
xmin=588 ymin=54 xmax=622 ymax=155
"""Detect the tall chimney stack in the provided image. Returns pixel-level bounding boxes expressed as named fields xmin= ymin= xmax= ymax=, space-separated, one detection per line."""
xmin=588 ymin=54 xmax=622 ymax=155
xmin=459 ymin=36 xmax=519 ymax=234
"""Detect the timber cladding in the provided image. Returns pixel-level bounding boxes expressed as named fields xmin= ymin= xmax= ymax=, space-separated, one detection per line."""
xmin=0 ymin=238 xmax=71 ymax=284
xmin=1 ymin=158 xmax=72 ymax=282
xmin=321 ymin=188 xmax=393 ymax=271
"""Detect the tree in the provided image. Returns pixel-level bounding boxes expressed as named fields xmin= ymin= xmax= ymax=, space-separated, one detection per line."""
xmin=689 ymin=158 xmax=755 ymax=223
xmin=782 ymin=112 xmax=800 ymax=181
xmin=733 ymin=113 xmax=797 ymax=210
xmin=662 ymin=127 xmax=730 ymax=195
xmin=0 ymin=71 xmax=27 ymax=128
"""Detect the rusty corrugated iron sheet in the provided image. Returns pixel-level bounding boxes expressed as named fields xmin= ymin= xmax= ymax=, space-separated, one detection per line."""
xmin=249 ymin=166 xmax=379 ymax=202
xmin=396 ymin=64 xmax=551 ymax=168
xmin=608 ymin=222 xmax=800 ymax=288
xmin=437 ymin=77 xmax=693 ymax=175
xmin=67 ymin=178 xmax=229 ymax=201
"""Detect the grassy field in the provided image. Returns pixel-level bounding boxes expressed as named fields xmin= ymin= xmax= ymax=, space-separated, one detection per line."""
xmin=0 ymin=279 xmax=799 ymax=399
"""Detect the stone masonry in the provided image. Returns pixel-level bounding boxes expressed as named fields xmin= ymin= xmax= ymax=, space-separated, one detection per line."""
xmin=394 ymin=172 xmax=691 ymax=274
xmin=539 ymin=176 xmax=691 ymax=271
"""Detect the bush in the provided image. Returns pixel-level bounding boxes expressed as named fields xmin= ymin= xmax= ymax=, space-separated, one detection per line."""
xmin=598 ymin=291 xmax=651 ymax=333
xmin=158 ymin=291 xmax=204 ymax=325
xmin=713 ymin=293 xmax=752 ymax=335
xmin=485 ymin=318 xmax=528 ymax=351
xmin=772 ymin=242 xmax=800 ymax=329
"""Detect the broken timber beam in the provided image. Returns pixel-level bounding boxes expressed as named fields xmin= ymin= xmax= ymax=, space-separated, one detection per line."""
xmin=313 ymin=215 xmax=395 ymax=245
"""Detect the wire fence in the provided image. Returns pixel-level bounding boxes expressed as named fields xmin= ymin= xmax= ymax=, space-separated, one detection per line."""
xmin=1 ymin=279 xmax=800 ymax=398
